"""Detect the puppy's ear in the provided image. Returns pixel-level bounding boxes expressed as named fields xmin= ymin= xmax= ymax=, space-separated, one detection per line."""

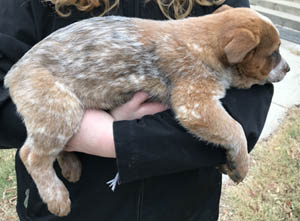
xmin=224 ymin=29 xmax=260 ymax=64
xmin=213 ymin=5 xmax=232 ymax=14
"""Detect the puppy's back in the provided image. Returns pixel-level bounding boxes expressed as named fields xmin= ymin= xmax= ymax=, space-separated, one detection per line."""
xmin=5 ymin=16 xmax=171 ymax=109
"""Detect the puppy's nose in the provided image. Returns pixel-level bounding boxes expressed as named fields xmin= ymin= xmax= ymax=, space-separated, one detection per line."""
xmin=285 ymin=63 xmax=290 ymax=73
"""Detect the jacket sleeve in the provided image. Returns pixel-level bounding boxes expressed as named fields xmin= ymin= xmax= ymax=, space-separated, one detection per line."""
xmin=0 ymin=0 xmax=38 ymax=148
xmin=114 ymin=84 xmax=274 ymax=184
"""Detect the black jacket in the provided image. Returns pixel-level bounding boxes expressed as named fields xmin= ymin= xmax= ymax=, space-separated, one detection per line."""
xmin=0 ymin=0 xmax=273 ymax=220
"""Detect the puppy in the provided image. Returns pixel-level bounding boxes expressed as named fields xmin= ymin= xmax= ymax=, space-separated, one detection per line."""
xmin=4 ymin=5 xmax=289 ymax=216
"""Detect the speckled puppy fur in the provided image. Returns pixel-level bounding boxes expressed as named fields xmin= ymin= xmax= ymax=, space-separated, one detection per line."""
xmin=4 ymin=5 xmax=289 ymax=216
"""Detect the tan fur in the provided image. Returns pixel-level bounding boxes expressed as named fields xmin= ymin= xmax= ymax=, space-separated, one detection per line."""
xmin=4 ymin=6 xmax=290 ymax=216
xmin=57 ymin=152 xmax=82 ymax=183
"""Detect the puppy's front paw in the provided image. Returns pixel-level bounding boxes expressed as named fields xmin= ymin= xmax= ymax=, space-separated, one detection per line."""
xmin=226 ymin=165 xmax=247 ymax=183
xmin=226 ymin=150 xmax=249 ymax=183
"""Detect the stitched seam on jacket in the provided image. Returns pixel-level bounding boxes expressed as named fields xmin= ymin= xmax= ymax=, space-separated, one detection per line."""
xmin=137 ymin=180 xmax=144 ymax=221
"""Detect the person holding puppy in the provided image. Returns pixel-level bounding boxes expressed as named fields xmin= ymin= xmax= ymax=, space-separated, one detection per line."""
xmin=0 ymin=0 xmax=273 ymax=220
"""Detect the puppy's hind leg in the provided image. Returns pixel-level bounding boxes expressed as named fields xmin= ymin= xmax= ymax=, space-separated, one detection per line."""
xmin=13 ymin=67 xmax=84 ymax=216
xmin=20 ymin=144 xmax=72 ymax=216
xmin=57 ymin=152 xmax=82 ymax=183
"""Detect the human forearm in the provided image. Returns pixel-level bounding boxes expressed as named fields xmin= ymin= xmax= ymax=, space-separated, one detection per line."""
xmin=65 ymin=110 xmax=116 ymax=157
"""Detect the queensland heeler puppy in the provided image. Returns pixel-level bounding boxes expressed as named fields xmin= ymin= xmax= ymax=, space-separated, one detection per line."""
xmin=4 ymin=5 xmax=289 ymax=216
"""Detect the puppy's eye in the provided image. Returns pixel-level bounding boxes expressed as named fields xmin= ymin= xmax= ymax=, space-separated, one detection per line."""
xmin=270 ymin=50 xmax=278 ymax=57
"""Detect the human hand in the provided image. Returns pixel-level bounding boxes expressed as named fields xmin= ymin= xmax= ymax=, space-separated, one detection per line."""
xmin=65 ymin=92 xmax=168 ymax=158
xmin=110 ymin=91 xmax=168 ymax=121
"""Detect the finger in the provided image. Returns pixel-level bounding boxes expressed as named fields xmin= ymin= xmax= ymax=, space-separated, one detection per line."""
xmin=138 ymin=102 xmax=168 ymax=116
xmin=130 ymin=91 xmax=149 ymax=107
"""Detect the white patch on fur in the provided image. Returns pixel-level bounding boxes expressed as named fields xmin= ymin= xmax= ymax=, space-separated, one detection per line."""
xmin=36 ymin=127 xmax=46 ymax=134
xmin=129 ymin=75 xmax=142 ymax=84
xmin=57 ymin=134 xmax=67 ymax=141
xmin=191 ymin=110 xmax=201 ymax=119
xmin=110 ymin=81 xmax=121 ymax=86
xmin=177 ymin=105 xmax=189 ymax=119
xmin=178 ymin=105 xmax=187 ymax=114
xmin=162 ymin=35 xmax=171 ymax=42
xmin=75 ymin=73 xmax=88 ymax=79
xmin=55 ymin=81 xmax=69 ymax=92
xmin=192 ymin=44 xmax=203 ymax=53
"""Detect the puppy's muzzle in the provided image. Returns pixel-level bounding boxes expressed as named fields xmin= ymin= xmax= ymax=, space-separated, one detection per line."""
xmin=267 ymin=58 xmax=290 ymax=83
